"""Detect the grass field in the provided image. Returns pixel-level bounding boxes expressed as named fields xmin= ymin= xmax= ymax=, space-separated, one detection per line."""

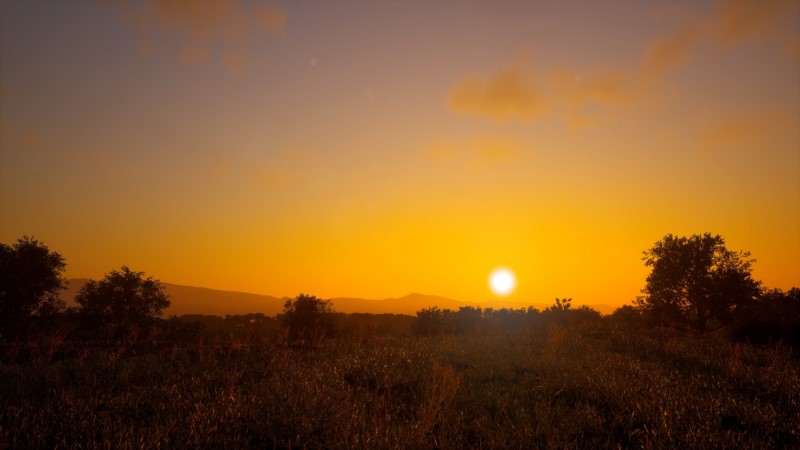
xmin=2 ymin=325 xmax=798 ymax=449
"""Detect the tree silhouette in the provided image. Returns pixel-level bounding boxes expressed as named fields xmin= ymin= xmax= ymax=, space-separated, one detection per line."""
xmin=731 ymin=287 xmax=800 ymax=347
xmin=75 ymin=266 xmax=170 ymax=340
xmin=414 ymin=306 xmax=446 ymax=336
xmin=635 ymin=233 xmax=760 ymax=333
xmin=279 ymin=294 xmax=335 ymax=341
xmin=452 ymin=306 xmax=483 ymax=334
xmin=0 ymin=236 xmax=66 ymax=337
xmin=483 ymin=308 xmax=527 ymax=334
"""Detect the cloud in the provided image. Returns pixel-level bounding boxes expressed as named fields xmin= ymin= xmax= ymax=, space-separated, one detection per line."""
xmin=642 ymin=0 xmax=799 ymax=74
xmin=549 ymin=69 xmax=631 ymax=131
xmin=714 ymin=0 xmax=793 ymax=47
xmin=711 ymin=0 xmax=800 ymax=63
xmin=697 ymin=108 xmax=799 ymax=151
xmin=639 ymin=21 xmax=709 ymax=91
xmin=447 ymin=61 xmax=635 ymax=130
xmin=446 ymin=0 xmax=799 ymax=128
xmin=122 ymin=0 xmax=285 ymax=73
xmin=550 ymin=70 xmax=630 ymax=108
xmin=447 ymin=64 xmax=549 ymax=123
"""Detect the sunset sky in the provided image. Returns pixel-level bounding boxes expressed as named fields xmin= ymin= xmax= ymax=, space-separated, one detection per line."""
xmin=1 ymin=0 xmax=798 ymax=309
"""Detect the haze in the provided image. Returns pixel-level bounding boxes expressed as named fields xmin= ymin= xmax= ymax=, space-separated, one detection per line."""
xmin=1 ymin=0 xmax=798 ymax=309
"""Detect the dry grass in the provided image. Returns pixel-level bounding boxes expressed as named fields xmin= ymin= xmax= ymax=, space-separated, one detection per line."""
xmin=1 ymin=327 xmax=798 ymax=449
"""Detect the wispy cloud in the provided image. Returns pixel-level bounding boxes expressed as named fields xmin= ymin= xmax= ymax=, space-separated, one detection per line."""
xmin=446 ymin=0 xmax=799 ymax=127
xmin=121 ymin=0 xmax=285 ymax=73
xmin=697 ymin=108 xmax=799 ymax=151
xmin=714 ymin=0 xmax=792 ymax=47
xmin=447 ymin=64 xmax=549 ymax=123
xmin=446 ymin=59 xmax=635 ymax=130
xmin=549 ymin=69 xmax=631 ymax=131
xmin=638 ymin=20 xmax=709 ymax=92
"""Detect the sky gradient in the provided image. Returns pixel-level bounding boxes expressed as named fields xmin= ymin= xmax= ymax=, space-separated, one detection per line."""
xmin=1 ymin=0 xmax=798 ymax=308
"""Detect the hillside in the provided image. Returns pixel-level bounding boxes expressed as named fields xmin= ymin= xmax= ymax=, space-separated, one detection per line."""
xmin=63 ymin=279 xmax=285 ymax=317
xmin=62 ymin=279 xmax=615 ymax=316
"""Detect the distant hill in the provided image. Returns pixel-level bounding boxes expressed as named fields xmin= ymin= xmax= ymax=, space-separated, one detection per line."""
xmin=63 ymin=279 xmax=285 ymax=317
xmin=62 ymin=279 xmax=616 ymax=316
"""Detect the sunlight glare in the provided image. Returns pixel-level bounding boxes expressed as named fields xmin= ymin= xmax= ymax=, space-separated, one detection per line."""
xmin=489 ymin=268 xmax=516 ymax=296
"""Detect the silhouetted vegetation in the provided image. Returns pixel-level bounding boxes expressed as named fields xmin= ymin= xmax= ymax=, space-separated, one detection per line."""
xmin=74 ymin=266 xmax=171 ymax=342
xmin=635 ymin=233 xmax=761 ymax=333
xmin=414 ymin=306 xmax=447 ymax=336
xmin=731 ymin=287 xmax=800 ymax=349
xmin=161 ymin=314 xmax=281 ymax=345
xmin=2 ymin=234 xmax=799 ymax=448
xmin=333 ymin=312 xmax=416 ymax=337
xmin=412 ymin=299 xmax=603 ymax=337
xmin=279 ymin=293 xmax=336 ymax=343
xmin=0 ymin=236 xmax=66 ymax=338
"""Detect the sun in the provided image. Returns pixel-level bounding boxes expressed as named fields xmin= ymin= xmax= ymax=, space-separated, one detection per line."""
xmin=489 ymin=267 xmax=516 ymax=296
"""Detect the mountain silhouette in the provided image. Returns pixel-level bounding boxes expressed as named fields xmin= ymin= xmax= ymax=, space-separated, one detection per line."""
xmin=62 ymin=279 xmax=615 ymax=316
xmin=63 ymin=279 xmax=284 ymax=316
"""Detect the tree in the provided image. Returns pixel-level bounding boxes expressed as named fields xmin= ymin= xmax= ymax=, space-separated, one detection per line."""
xmin=0 ymin=236 xmax=66 ymax=337
xmin=635 ymin=233 xmax=760 ymax=333
xmin=279 ymin=294 xmax=335 ymax=341
xmin=730 ymin=287 xmax=800 ymax=347
xmin=414 ymin=306 xmax=446 ymax=336
xmin=483 ymin=308 xmax=527 ymax=334
xmin=608 ymin=305 xmax=646 ymax=330
xmin=75 ymin=266 xmax=170 ymax=339
xmin=451 ymin=306 xmax=483 ymax=334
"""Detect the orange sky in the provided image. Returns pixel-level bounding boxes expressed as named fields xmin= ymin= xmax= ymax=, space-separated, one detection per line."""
xmin=1 ymin=0 xmax=798 ymax=309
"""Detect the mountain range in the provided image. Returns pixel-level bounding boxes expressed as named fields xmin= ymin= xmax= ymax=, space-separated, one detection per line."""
xmin=62 ymin=279 xmax=615 ymax=317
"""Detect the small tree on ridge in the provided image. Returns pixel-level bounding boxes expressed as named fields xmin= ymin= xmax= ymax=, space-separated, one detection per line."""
xmin=75 ymin=266 xmax=170 ymax=339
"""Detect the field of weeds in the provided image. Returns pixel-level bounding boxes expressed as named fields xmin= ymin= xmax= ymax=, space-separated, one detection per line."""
xmin=1 ymin=327 xmax=799 ymax=449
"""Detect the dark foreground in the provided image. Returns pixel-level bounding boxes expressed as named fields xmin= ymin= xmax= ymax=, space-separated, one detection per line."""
xmin=2 ymin=327 xmax=799 ymax=449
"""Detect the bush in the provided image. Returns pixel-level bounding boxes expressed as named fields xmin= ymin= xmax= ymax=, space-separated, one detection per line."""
xmin=279 ymin=294 xmax=335 ymax=342
xmin=74 ymin=266 xmax=170 ymax=341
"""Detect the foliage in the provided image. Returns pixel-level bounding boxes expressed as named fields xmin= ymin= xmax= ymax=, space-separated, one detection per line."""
xmin=730 ymin=287 xmax=800 ymax=348
xmin=74 ymin=266 xmax=170 ymax=340
xmin=635 ymin=233 xmax=761 ymax=333
xmin=279 ymin=293 xmax=335 ymax=341
xmin=608 ymin=305 xmax=647 ymax=330
xmin=414 ymin=306 xmax=446 ymax=335
xmin=545 ymin=297 xmax=572 ymax=312
xmin=482 ymin=307 xmax=529 ymax=334
xmin=413 ymin=301 xmax=604 ymax=336
xmin=451 ymin=306 xmax=483 ymax=334
xmin=334 ymin=313 xmax=416 ymax=337
xmin=0 ymin=236 xmax=66 ymax=338
xmin=173 ymin=314 xmax=282 ymax=344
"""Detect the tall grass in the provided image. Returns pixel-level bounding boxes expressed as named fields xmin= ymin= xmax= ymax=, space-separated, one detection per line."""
xmin=1 ymin=327 xmax=798 ymax=449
